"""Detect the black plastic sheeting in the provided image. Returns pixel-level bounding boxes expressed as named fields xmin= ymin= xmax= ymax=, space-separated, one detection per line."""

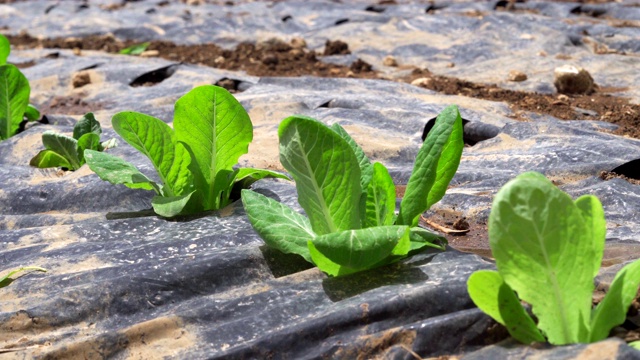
xmin=1 ymin=0 xmax=640 ymax=358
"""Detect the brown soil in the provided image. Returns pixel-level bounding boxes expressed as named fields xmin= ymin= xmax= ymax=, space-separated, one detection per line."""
xmin=599 ymin=171 xmax=640 ymax=186
xmin=7 ymin=33 xmax=640 ymax=138
xmin=6 ymin=33 xmax=377 ymax=80
xmin=420 ymin=210 xmax=491 ymax=259
xmin=404 ymin=69 xmax=640 ymax=138
xmin=38 ymin=94 xmax=104 ymax=116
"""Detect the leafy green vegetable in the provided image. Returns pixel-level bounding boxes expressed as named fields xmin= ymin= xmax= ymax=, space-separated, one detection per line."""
xmin=0 ymin=64 xmax=30 ymax=140
xmin=0 ymin=266 xmax=46 ymax=289
xmin=30 ymin=113 xmax=116 ymax=171
xmin=242 ymin=105 xmax=463 ymax=276
xmin=0 ymin=34 xmax=9 ymax=65
xmin=24 ymin=103 xmax=40 ymax=121
xmin=467 ymin=171 xmax=640 ymax=345
xmin=119 ymin=42 xmax=151 ymax=55
xmin=86 ymin=85 xmax=288 ymax=217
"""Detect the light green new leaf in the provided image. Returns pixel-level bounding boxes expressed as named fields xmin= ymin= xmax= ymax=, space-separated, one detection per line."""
xmin=397 ymin=105 xmax=463 ymax=226
xmin=330 ymin=123 xmax=373 ymax=191
xmin=0 ymin=266 xmax=46 ymax=289
xmin=73 ymin=112 xmax=102 ymax=140
xmin=629 ymin=341 xmax=640 ymax=350
xmin=85 ymin=150 xmax=159 ymax=193
xmin=174 ymin=85 xmax=253 ymax=209
xmin=29 ymin=149 xmax=71 ymax=169
xmin=308 ymin=242 xmax=361 ymax=277
xmin=24 ymin=104 xmax=40 ymax=121
xmin=489 ymin=172 xmax=594 ymax=344
xmin=242 ymin=189 xmax=315 ymax=263
xmin=151 ymin=191 xmax=195 ymax=218
xmin=0 ymin=34 xmax=9 ymax=65
xmin=279 ymin=115 xmax=361 ymax=235
xmin=468 ymin=270 xmax=545 ymax=344
xmin=364 ymin=162 xmax=396 ymax=228
xmin=575 ymin=195 xmax=606 ymax=277
xmin=99 ymin=138 xmax=118 ymax=151
xmin=310 ymin=226 xmax=408 ymax=269
xmin=589 ymin=259 xmax=640 ymax=342
xmin=227 ymin=168 xmax=290 ymax=204
xmin=113 ymin=111 xmax=191 ymax=197
xmin=42 ymin=131 xmax=81 ymax=169
xmin=0 ymin=64 xmax=30 ymax=140
xmin=119 ymin=42 xmax=150 ymax=55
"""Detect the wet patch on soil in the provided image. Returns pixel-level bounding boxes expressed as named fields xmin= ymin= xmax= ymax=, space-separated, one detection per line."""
xmin=420 ymin=210 xmax=491 ymax=260
xmin=404 ymin=69 xmax=640 ymax=139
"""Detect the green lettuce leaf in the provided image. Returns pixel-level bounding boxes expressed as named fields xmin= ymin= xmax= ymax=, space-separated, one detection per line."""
xmin=397 ymin=105 xmax=463 ymax=226
xmin=73 ymin=112 xmax=102 ymax=140
xmin=242 ymin=189 xmax=315 ymax=262
xmin=24 ymin=104 xmax=40 ymax=121
xmin=364 ymin=162 xmax=396 ymax=228
xmin=29 ymin=149 xmax=71 ymax=169
xmin=0 ymin=34 xmax=9 ymax=65
xmin=489 ymin=172 xmax=595 ymax=344
xmin=0 ymin=64 xmax=30 ymax=140
xmin=112 ymin=111 xmax=191 ymax=197
xmin=85 ymin=150 xmax=160 ymax=193
xmin=279 ymin=115 xmax=361 ymax=235
xmin=41 ymin=131 xmax=81 ymax=170
xmin=589 ymin=259 xmax=640 ymax=342
xmin=310 ymin=225 xmax=409 ymax=269
xmin=468 ymin=270 xmax=546 ymax=344
xmin=174 ymin=85 xmax=252 ymax=209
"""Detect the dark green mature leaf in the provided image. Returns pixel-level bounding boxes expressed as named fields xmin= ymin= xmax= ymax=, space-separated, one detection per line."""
xmin=24 ymin=104 xmax=40 ymax=121
xmin=85 ymin=150 xmax=160 ymax=193
xmin=468 ymin=270 xmax=545 ymax=344
xmin=310 ymin=226 xmax=409 ymax=269
xmin=29 ymin=149 xmax=71 ymax=169
xmin=151 ymin=191 xmax=195 ymax=218
xmin=0 ymin=64 xmax=30 ymax=140
xmin=113 ymin=111 xmax=191 ymax=197
xmin=242 ymin=189 xmax=315 ymax=263
xmin=42 ymin=131 xmax=81 ymax=169
xmin=397 ymin=105 xmax=463 ymax=226
xmin=77 ymin=133 xmax=101 ymax=163
xmin=0 ymin=34 xmax=9 ymax=65
xmin=364 ymin=162 xmax=395 ymax=228
xmin=174 ymin=85 xmax=253 ymax=210
xmin=279 ymin=115 xmax=361 ymax=235
xmin=73 ymin=112 xmax=102 ymax=140
xmin=489 ymin=172 xmax=595 ymax=344
xmin=0 ymin=266 xmax=46 ymax=289
xmin=589 ymin=259 xmax=640 ymax=342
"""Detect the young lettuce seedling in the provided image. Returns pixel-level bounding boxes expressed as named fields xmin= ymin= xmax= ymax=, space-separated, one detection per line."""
xmin=119 ymin=42 xmax=151 ymax=56
xmin=85 ymin=85 xmax=287 ymax=217
xmin=30 ymin=113 xmax=117 ymax=170
xmin=0 ymin=34 xmax=40 ymax=141
xmin=0 ymin=266 xmax=47 ymax=289
xmin=467 ymin=172 xmax=640 ymax=345
xmin=242 ymin=105 xmax=464 ymax=276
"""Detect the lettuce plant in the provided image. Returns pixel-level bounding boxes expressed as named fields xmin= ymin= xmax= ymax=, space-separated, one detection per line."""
xmin=119 ymin=42 xmax=150 ymax=55
xmin=85 ymin=85 xmax=287 ymax=217
xmin=467 ymin=172 xmax=640 ymax=345
xmin=0 ymin=34 xmax=39 ymax=141
xmin=30 ymin=113 xmax=116 ymax=170
xmin=0 ymin=266 xmax=46 ymax=289
xmin=242 ymin=105 xmax=464 ymax=276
